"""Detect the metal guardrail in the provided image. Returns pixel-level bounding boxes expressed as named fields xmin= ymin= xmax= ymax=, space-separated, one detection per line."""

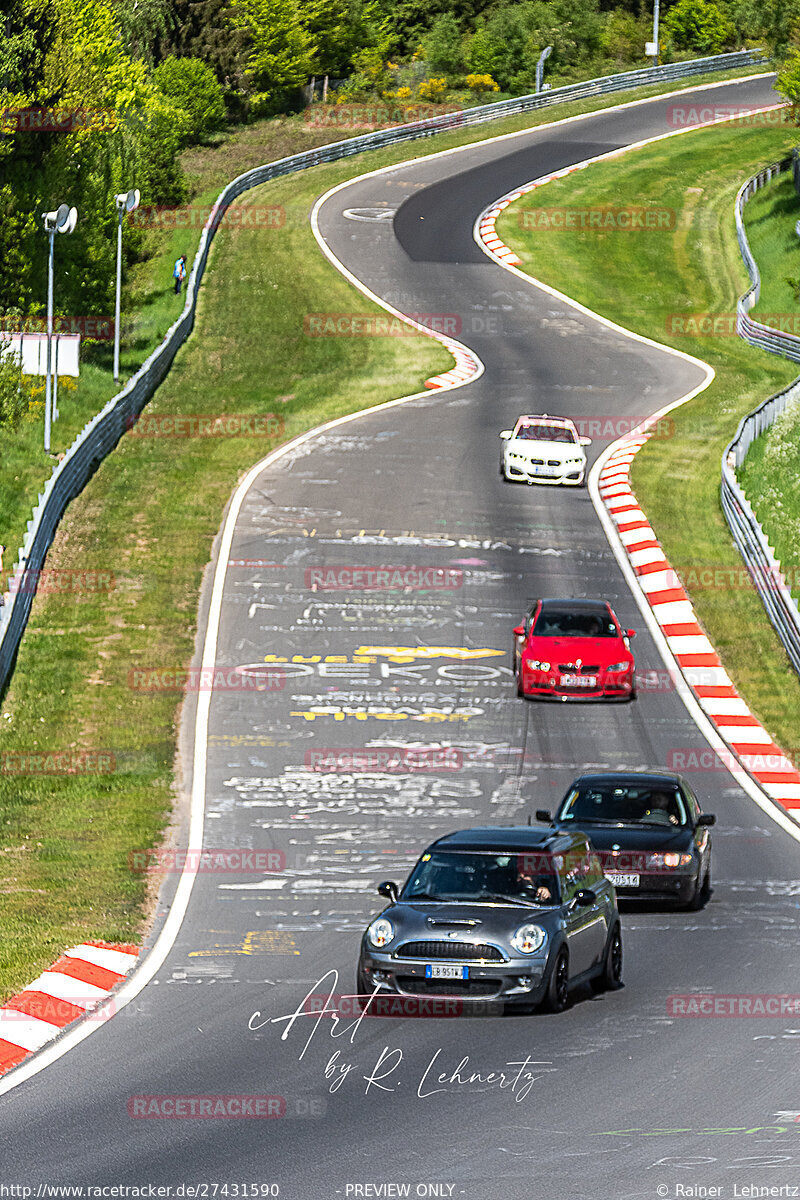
xmin=0 ymin=49 xmax=767 ymax=695
xmin=722 ymin=155 xmax=800 ymax=675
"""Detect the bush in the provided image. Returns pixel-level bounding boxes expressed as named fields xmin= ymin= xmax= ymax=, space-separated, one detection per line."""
xmin=465 ymin=73 xmax=500 ymax=94
xmin=0 ymin=347 xmax=32 ymax=431
xmin=152 ymin=56 xmax=227 ymax=144
xmin=417 ymin=76 xmax=448 ymax=100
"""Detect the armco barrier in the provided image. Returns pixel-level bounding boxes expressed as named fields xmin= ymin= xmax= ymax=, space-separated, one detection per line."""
xmin=722 ymin=155 xmax=800 ymax=675
xmin=0 ymin=50 xmax=766 ymax=695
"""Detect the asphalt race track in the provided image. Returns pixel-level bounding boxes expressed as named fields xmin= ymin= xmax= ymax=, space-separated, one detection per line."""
xmin=4 ymin=73 xmax=800 ymax=1200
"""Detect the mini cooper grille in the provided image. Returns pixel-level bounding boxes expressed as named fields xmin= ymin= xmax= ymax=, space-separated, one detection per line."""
xmin=395 ymin=940 xmax=505 ymax=962
xmin=398 ymin=978 xmax=502 ymax=997
xmin=558 ymin=663 xmax=600 ymax=674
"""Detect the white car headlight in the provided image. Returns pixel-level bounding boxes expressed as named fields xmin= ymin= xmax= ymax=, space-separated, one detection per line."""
xmin=510 ymin=923 xmax=547 ymax=955
xmin=366 ymin=917 xmax=395 ymax=948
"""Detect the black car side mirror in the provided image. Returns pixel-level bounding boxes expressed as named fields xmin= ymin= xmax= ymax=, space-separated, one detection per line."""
xmin=573 ymin=888 xmax=596 ymax=907
xmin=378 ymin=880 xmax=399 ymax=903
xmin=536 ymin=809 xmax=553 ymax=824
xmin=696 ymin=813 xmax=716 ymax=827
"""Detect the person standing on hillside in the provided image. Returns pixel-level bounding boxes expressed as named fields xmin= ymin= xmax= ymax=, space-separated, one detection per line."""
xmin=173 ymin=254 xmax=187 ymax=295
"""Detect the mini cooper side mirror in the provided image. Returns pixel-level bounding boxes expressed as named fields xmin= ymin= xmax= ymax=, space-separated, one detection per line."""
xmin=513 ymin=624 xmax=525 ymax=638
xmin=378 ymin=880 xmax=399 ymax=903
xmin=573 ymin=888 xmax=597 ymax=907
xmin=696 ymin=813 xmax=716 ymax=827
xmin=500 ymin=430 xmax=513 ymax=439
xmin=535 ymin=809 xmax=553 ymax=824
xmin=626 ymin=629 xmax=636 ymax=638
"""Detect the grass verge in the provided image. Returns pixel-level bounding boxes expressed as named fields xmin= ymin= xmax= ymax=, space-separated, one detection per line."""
xmin=497 ymin=119 xmax=800 ymax=757
xmin=0 ymin=65 xmax=776 ymax=1002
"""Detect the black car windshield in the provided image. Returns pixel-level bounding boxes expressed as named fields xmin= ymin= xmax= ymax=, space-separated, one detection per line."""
xmin=558 ymin=784 xmax=688 ymax=828
xmin=515 ymin=423 xmax=575 ymax=443
xmin=402 ymin=851 xmax=561 ymax=905
xmin=532 ymin=609 xmax=618 ymax=638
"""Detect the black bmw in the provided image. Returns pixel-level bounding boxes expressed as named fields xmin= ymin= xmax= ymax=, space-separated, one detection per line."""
xmin=357 ymin=826 xmax=622 ymax=1013
xmin=539 ymin=770 xmax=715 ymax=909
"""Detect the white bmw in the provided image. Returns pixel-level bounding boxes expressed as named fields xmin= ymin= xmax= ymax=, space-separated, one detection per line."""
xmin=499 ymin=414 xmax=591 ymax=487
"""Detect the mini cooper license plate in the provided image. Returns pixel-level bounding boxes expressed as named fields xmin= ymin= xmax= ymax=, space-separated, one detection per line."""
xmin=559 ymin=674 xmax=597 ymax=688
xmin=425 ymin=964 xmax=469 ymax=980
xmin=606 ymin=872 xmax=640 ymax=887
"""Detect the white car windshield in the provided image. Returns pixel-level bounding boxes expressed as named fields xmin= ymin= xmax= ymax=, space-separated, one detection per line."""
xmin=515 ymin=424 xmax=576 ymax=443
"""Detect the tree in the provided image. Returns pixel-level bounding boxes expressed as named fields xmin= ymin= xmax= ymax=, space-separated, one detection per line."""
xmin=153 ymin=56 xmax=227 ymax=142
xmin=302 ymin=0 xmax=382 ymax=78
xmin=422 ymin=13 xmax=464 ymax=75
xmin=227 ymin=0 xmax=315 ymax=109
xmin=664 ymin=0 xmax=736 ymax=54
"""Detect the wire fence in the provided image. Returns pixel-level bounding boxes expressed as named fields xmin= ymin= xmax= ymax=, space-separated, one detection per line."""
xmin=0 ymin=49 xmax=768 ymax=695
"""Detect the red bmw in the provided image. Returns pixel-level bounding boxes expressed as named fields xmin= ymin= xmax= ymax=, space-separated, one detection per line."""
xmin=514 ymin=598 xmax=636 ymax=701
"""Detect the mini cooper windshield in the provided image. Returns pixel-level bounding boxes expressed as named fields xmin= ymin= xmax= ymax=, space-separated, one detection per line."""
xmin=402 ymin=850 xmax=561 ymax=905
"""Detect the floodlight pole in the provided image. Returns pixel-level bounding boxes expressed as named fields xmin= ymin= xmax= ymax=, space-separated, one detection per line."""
xmin=536 ymin=47 xmax=553 ymax=94
xmin=652 ymin=0 xmax=660 ymax=65
xmin=114 ymin=200 xmax=124 ymax=381
xmin=114 ymin=190 xmax=139 ymax=383
xmin=44 ymin=222 xmax=55 ymax=453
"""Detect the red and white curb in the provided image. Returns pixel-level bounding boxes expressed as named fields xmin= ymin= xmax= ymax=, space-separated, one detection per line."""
xmin=476 ymin=163 xmax=594 ymax=266
xmin=0 ymin=941 xmax=139 ymax=1076
xmin=598 ymin=437 xmax=800 ymax=811
xmin=425 ymin=341 xmax=481 ymax=389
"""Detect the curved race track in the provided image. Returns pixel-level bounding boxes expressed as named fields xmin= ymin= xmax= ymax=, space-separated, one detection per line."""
xmin=3 ymin=73 xmax=800 ymax=1200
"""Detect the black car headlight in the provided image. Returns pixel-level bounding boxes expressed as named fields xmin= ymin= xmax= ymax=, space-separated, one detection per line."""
xmin=510 ymin=923 xmax=547 ymax=954
xmin=366 ymin=917 xmax=395 ymax=948
xmin=646 ymin=852 xmax=694 ymax=870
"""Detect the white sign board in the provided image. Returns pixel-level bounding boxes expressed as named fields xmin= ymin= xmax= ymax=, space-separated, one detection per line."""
xmin=0 ymin=332 xmax=80 ymax=377
xmin=645 ymin=42 xmax=659 ymax=56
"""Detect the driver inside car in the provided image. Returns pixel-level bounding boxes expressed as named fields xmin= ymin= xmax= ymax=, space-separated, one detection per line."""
xmin=642 ymin=791 xmax=681 ymax=826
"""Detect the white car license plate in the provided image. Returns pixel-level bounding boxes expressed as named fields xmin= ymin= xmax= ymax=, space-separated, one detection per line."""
xmin=559 ymin=673 xmax=597 ymax=688
xmin=530 ymin=464 xmax=557 ymax=476
xmin=606 ymin=872 xmax=640 ymax=887
xmin=425 ymin=964 xmax=468 ymax=980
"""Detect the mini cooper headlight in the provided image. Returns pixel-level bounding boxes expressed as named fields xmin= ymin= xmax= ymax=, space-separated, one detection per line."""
xmin=510 ymin=923 xmax=547 ymax=954
xmin=366 ymin=917 xmax=395 ymax=948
